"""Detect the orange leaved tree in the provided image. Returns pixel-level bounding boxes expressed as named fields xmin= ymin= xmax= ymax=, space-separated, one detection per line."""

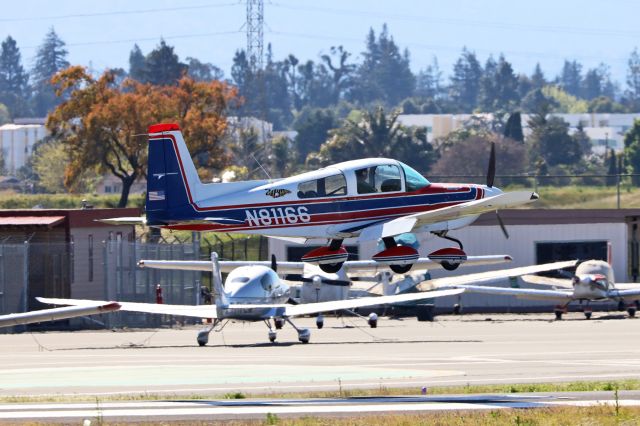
xmin=47 ymin=66 xmax=237 ymax=207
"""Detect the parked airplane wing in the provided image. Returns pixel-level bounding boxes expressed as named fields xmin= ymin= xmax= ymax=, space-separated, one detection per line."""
xmin=612 ymin=283 xmax=640 ymax=290
xmin=608 ymin=288 xmax=640 ymax=300
xmin=37 ymin=297 xmax=219 ymax=319
xmin=416 ymin=260 xmax=578 ymax=291
xmin=0 ymin=302 xmax=121 ymax=328
xmin=459 ymin=285 xmax=574 ymax=301
xmin=280 ymin=288 xmax=465 ymax=317
xmin=139 ymin=255 xmax=513 ymax=275
xmin=520 ymin=274 xmax=574 ymax=288
xmin=359 ymin=191 xmax=538 ymax=241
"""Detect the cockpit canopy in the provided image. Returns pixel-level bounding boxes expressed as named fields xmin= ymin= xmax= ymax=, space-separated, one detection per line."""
xmin=295 ymin=160 xmax=430 ymax=199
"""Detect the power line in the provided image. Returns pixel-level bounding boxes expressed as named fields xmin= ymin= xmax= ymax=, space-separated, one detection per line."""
xmin=0 ymin=2 xmax=241 ymax=23
xmin=271 ymin=1 xmax=640 ymax=39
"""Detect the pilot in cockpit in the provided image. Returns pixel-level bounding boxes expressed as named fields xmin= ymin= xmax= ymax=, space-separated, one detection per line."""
xmin=356 ymin=168 xmax=376 ymax=194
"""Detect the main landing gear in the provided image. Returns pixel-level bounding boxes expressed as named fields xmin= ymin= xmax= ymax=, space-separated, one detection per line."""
xmin=197 ymin=319 xmax=223 ymax=346
xmin=372 ymin=237 xmax=419 ymax=274
xmin=554 ymin=305 xmax=567 ymax=320
xmin=430 ymin=232 xmax=467 ymax=271
xmin=302 ymin=239 xmax=349 ymax=274
xmin=265 ymin=317 xmax=311 ymax=344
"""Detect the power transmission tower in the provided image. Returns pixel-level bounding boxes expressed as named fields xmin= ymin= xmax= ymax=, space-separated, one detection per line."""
xmin=246 ymin=0 xmax=264 ymax=72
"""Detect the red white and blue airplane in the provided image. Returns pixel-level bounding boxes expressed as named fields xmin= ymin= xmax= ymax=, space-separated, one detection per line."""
xmin=106 ymin=123 xmax=539 ymax=274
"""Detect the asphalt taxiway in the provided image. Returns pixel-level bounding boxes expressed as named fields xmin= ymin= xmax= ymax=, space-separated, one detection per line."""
xmin=0 ymin=312 xmax=639 ymax=398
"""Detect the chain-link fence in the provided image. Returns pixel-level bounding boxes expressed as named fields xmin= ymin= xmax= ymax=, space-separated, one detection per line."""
xmin=0 ymin=235 xmax=268 ymax=331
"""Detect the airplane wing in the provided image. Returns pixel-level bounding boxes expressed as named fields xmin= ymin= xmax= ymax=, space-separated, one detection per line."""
xmin=280 ymin=288 xmax=464 ymax=317
xmin=139 ymin=255 xmax=513 ymax=275
xmin=416 ymin=260 xmax=578 ymax=291
xmin=0 ymin=302 xmax=121 ymax=328
xmin=608 ymin=288 xmax=640 ymax=301
xmin=612 ymin=283 xmax=640 ymax=290
xmin=520 ymin=275 xmax=574 ymax=288
xmin=459 ymin=285 xmax=574 ymax=301
xmin=359 ymin=191 xmax=538 ymax=241
xmin=37 ymin=297 xmax=219 ymax=319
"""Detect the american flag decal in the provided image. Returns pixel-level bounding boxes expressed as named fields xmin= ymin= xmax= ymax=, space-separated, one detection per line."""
xmin=148 ymin=191 xmax=165 ymax=201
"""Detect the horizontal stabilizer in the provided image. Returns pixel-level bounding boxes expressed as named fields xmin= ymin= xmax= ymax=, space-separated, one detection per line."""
xmin=97 ymin=217 xmax=146 ymax=226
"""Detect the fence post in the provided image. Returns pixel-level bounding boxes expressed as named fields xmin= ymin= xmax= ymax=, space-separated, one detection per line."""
xmin=617 ymin=173 xmax=621 ymax=209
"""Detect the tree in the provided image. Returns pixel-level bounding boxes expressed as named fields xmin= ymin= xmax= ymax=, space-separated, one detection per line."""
xmin=480 ymin=55 xmax=518 ymax=111
xmin=31 ymin=140 xmax=69 ymax=193
xmin=48 ymin=67 xmax=237 ymax=206
xmin=128 ymin=44 xmax=146 ymax=81
xmin=416 ymin=57 xmax=443 ymax=99
xmin=503 ymin=112 xmax=524 ymax=142
xmin=542 ymin=86 xmax=588 ymax=113
xmin=606 ymin=148 xmax=617 ymax=186
xmin=449 ymin=48 xmax=483 ymax=112
xmin=271 ymin=135 xmax=294 ymax=178
xmin=350 ymin=25 xmax=415 ymax=106
xmin=312 ymin=106 xmax=435 ymax=171
xmin=0 ymin=36 xmax=29 ymax=117
xmin=627 ymin=48 xmax=640 ymax=111
xmin=624 ymin=119 xmax=640 ymax=185
xmin=31 ymin=28 xmax=70 ymax=116
xmin=293 ymin=107 xmax=336 ymax=162
xmin=140 ymin=40 xmax=187 ymax=85
xmin=588 ymin=96 xmax=626 ymax=113
xmin=320 ymin=45 xmax=355 ymax=105
xmin=186 ymin=57 xmax=223 ymax=82
xmin=528 ymin=113 xmax=582 ymax=167
xmin=531 ymin=63 xmax=546 ymax=90
xmin=558 ymin=60 xmax=582 ymax=98
xmin=431 ymin=134 xmax=526 ymax=181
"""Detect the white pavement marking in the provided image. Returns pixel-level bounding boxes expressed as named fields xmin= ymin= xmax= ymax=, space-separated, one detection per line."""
xmin=0 ymin=399 xmax=640 ymax=420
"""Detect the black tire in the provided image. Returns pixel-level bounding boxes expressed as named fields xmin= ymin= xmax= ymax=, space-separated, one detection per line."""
xmin=368 ymin=320 xmax=377 ymax=329
xmin=585 ymin=312 xmax=592 ymax=320
xmin=390 ymin=264 xmax=412 ymax=274
xmin=441 ymin=261 xmax=460 ymax=271
xmin=628 ymin=308 xmax=637 ymax=318
xmin=555 ymin=311 xmax=563 ymax=320
xmin=317 ymin=321 xmax=324 ymax=329
xmin=320 ymin=262 xmax=343 ymax=274
xmin=274 ymin=319 xmax=284 ymax=330
xmin=618 ymin=300 xmax=626 ymax=311
xmin=453 ymin=304 xmax=462 ymax=315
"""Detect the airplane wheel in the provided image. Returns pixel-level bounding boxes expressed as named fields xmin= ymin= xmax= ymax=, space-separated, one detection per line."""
xmin=197 ymin=330 xmax=210 ymax=346
xmin=274 ymin=318 xmax=284 ymax=330
xmin=368 ymin=313 xmax=378 ymax=328
xmin=390 ymin=264 xmax=412 ymax=274
xmin=316 ymin=321 xmax=324 ymax=329
xmin=453 ymin=304 xmax=462 ymax=315
xmin=628 ymin=307 xmax=637 ymax=318
xmin=268 ymin=331 xmax=277 ymax=343
xmin=618 ymin=300 xmax=626 ymax=311
xmin=584 ymin=312 xmax=592 ymax=320
xmin=319 ymin=262 xmax=343 ymax=274
xmin=298 ymin=328 xmax=311 ymax=344
xmin=441 ymin=261 xmax=460 ymax=271
xmin=555 ymin=311 xmax=563 ymax=320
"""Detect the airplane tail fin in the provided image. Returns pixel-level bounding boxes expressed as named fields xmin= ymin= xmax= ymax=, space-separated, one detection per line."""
xmin=145 ymin=123 xmax=201 ymax=225
xmin=210 ymin=252 xmax=230 ymax=310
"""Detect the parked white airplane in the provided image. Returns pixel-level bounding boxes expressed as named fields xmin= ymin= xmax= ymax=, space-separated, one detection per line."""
xmin=455 ymin=260 xmax=640 ymax=319
xmin=11 ymin=253 xmax=463 ymax=345
xmin=139 ymin=256 xmax=576 ymax=331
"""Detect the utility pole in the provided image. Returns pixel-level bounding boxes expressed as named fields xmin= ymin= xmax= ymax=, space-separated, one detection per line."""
xmin=246 ymin=0 xmax=264 ymax=72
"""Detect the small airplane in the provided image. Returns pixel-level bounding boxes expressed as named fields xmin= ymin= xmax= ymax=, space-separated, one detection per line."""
xmin=453 ymin=260 xmax=640 ymax=320
xmin=138 ymin=256 xmax=576 ymax=332
xmin=3 ymin=253 xmax=464 ymax=345
xmin=103 ymin=123 xmax=539 ymax=274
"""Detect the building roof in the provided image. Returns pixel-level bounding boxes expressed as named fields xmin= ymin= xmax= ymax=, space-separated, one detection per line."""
xmin=474 ymin=209 xmax=640 ymax=226
xmin=0 ymin=216 xmax=65 ymax=228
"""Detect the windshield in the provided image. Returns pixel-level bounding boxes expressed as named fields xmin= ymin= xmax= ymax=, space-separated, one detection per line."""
xmin=400 ymin=163 xmax=430 ymax=192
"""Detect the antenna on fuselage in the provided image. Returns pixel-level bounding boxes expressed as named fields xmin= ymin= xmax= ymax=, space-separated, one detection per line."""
xmin=251 ymin=152 xmax=272 ymax=181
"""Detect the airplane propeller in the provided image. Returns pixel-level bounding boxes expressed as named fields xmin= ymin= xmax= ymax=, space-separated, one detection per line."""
xmin=292 ymin=275 xmax=352 ymax=287
xmin=486 ymin=142 xmax=496 ymax=188
xmin=487 ymin=142 xmax=509 ymax=239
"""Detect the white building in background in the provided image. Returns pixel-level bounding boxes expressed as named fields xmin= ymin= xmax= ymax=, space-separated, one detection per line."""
xmin=398 ymin=113 xmax=640 ymax=154
xmin=0 ymin=121 xmax=47 ymax=174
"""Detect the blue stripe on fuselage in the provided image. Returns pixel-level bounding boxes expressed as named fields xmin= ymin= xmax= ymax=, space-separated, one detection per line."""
xmin=159 ymin=187 xmax=478 ymax=226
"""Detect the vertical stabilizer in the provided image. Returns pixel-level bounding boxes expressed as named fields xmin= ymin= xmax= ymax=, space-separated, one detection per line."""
xmin=211 ymin=252 xmax=230 ymax=311
xmin=146 ymin=123 xmax=202 ymax=225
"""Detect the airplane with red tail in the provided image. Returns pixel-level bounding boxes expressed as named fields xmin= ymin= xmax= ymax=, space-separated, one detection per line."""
xmin=103 ymin=123 xmax=539 ymax=274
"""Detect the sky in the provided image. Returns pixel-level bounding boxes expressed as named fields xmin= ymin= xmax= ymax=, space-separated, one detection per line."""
xmin=2 ymin=0 xmax=640 ymax=86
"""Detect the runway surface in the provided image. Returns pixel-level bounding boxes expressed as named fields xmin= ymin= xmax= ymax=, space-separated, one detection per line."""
xmin=1 ymin=392 xmax=640 ymax=422
xmin=0 ymin=312 xmax=639 ymax=398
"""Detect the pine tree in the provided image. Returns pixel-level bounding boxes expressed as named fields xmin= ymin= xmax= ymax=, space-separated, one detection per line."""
xmin=31 ymin=28 xmax=69 ymax=116
xmin=128 ymin=44 xmax=146 ymax=81
xmin=558 ymin=60 xmax=583 ymax=98
xmin=503 ymin=112 xmax=524 ymax=142
xmin=627 ymin=48 xmax=640 ymax=110
xmin=531 ymin=63 xmax=546 ymax=90
xmin=416 ymin=57 xmax=442 ymax=99
xmin=140 ymin=40 xmax=187 ymax=85
xmin=449 ymin=47 xmax=483 ymax=112
xmin=0 ymin=36 xmax=29 ymax=117
xmin=606 ymin=148 xmax=617 ymax=186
